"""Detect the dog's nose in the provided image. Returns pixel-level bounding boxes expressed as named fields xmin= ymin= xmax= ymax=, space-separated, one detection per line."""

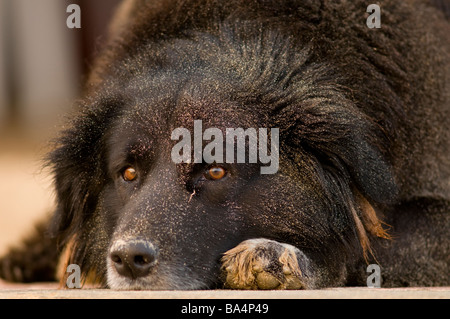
xmin=109 ymin=240 xmax=157 ymax=279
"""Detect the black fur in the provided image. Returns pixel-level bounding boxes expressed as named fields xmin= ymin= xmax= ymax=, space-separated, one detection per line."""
xmin=1 ymin=0 xmax=449 ymax=289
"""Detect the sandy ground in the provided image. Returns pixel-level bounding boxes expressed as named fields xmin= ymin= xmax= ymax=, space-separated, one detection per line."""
xmin=0 ymin=280 xmax=448 ymax=299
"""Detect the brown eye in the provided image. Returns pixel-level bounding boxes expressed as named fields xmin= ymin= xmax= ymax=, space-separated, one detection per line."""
xmin=122 ymin=167 xmax=137 ymax=182
xmin=205 ymin=166 xmax=226 ymax=180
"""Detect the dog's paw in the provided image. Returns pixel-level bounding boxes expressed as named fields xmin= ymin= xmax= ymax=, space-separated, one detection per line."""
xmin=0 ymin=221 xmax=59 ymax=283
xmin=0 ymin=245 xmax=58 ymax=283
xmin=221 ymin=239 xmax=306 ymax=290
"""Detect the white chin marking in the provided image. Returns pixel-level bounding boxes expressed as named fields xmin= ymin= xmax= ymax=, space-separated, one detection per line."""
xmin=106 ymin=257 xmax=208 ymax=290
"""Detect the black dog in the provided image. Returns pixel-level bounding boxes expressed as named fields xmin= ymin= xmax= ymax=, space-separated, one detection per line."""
xmin=1 ymin=0 xmax=449 ymax=289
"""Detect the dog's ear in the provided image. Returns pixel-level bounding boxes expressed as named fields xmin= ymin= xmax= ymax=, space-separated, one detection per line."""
xmin=284 ymin=102 xmax=399 ymax=205
xmin=48 ymin=100 xmax=118 ymax=243
xmin=344 ymin=129 xmax=398 ymax=205
xmin=323 ymin=119 xmax=396 ymax=260
xmin=49 ymin=121 xmax=104 ymax=241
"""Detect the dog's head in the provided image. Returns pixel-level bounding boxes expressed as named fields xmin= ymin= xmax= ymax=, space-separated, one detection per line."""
xmin=49 ymin=1 xmax=400 ymax=289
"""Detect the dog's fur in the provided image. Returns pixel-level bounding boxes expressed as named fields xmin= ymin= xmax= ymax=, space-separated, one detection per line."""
xmin=1 ymin=0 xmax=449 ymax=289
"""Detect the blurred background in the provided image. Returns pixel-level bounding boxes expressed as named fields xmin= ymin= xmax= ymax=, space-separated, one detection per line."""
xmin=0 ymin=0 xmax=121 ymax=255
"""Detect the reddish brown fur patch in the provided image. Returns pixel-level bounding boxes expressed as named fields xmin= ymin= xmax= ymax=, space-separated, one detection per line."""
xmin=348 ymin=202 xmax=372 ymax=262
xmin=56 ymin=237 xmax=102 ymax=288
xmin=56 ymin=237 xmax=75 ymax=288
xmin=351 ymin=189 xmax=392 ymax=262
xmin=357 ymin=193 xmax=391 ymax=240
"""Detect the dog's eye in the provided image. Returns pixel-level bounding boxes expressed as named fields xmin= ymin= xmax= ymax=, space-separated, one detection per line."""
xmin=205 ymin=166 xmax=226 ymax=180
xmin=122 ymin=167 xmax=137 ymax=182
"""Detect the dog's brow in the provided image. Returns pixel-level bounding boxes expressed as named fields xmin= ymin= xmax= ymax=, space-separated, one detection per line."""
xmin=177 ymin=162 xmax=196 ymax=177
xmin=127 ymin=142 xmax=151 ymax=156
